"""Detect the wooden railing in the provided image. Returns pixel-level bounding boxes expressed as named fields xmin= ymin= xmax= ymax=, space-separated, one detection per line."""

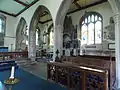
xmin=61 ymin=56 xmax=115 ymax=90
xmin=0 ymin=51 xmax=28 ymax=60
xmin=47 ymin=62 xmax=108 ymax=90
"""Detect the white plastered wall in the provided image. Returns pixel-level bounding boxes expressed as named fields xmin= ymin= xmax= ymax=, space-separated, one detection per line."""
xmin=17 ymin=0 xmax=63 ymax=29
xmin=0 ymin=12 xmax=17 ymax=52
xmin=3 ymin=0 xmax=64 ymax=52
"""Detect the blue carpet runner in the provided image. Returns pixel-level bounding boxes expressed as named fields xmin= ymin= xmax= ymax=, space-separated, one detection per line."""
xmin=0 ymin=68 xmax=66 ymax=90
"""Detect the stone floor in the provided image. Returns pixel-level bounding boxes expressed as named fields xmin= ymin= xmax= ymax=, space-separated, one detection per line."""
xmin=15 ymin=58 xmax=47 ymax=79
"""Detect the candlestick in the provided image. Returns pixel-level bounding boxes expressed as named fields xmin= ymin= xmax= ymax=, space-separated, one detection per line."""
xmin=9 ymin=66 xmax=15 ymax=79
xmin=4 ymin=66 xmax=19 ymax=85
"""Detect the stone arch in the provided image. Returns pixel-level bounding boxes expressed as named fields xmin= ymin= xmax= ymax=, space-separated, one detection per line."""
xmin=55 ymin=0 xmax=120 ymax=88
xmin=29 ymin=5 xmax=53 ymax=59
xmin=16 ymin=17 xmax=27 ymax=51
xmin=54 ymin=0 xmax=119 ymax=56
xmin=53 ymin=0 xmax=72 ymax=61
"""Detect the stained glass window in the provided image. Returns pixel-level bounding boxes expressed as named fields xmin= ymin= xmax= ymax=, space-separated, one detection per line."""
xmin=80 ymin=12 xmax=102 ymax=45
xmin=50 ymin=29 xmax=54 ymax=45
xmin=25 ymin=25 xmax=28 ymax=45
xmin=81 ymin=24 xmax=87 ymax=45
xmin=36 ymin=29 xmax=38 ymax=45
xmin=88 ymin=23 xmax=94 ymax=45
xmin=95 ymin=21 xmax=102 ymax=43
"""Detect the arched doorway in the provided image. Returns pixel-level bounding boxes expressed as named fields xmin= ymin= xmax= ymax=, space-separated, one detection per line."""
xmin=29 ymin=5 xmax=54 ymax=60
xmin=16 ymin=17 xmax=28 ymax=51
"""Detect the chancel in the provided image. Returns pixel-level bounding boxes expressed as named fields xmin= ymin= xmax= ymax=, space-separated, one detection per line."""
xmin=0 ymin=0 xmax=120 ymax=90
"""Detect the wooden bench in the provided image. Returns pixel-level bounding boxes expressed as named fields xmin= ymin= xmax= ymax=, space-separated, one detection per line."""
xmin=47 ymin=62 xmax=108 ymax=90
xmin=61 ymin=55 xmax=115 ymax=90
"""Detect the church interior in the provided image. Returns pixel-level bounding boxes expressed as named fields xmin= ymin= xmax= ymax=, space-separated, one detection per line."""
xmin=0 ymin=0 xmax=119 ymax=90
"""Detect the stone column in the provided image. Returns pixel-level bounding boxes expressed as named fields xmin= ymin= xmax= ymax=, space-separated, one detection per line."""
xmin=114 ymin=14 xmax=120 ymax=89
xmin=28 ymin=29 xmax=36 ymax=59
xmin=108 ymin=0 xmax=120 ymax=89
xmin=53 ymin=0 xmax=72 ymax=61
xmin=53 ymin=24 xmax=63 ymax=61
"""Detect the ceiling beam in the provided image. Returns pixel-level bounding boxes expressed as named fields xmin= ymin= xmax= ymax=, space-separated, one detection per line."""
xmin=15 ymin=0 xmax=39 ymax=17
xmin=72 ymin=0 xmax=79 ymax=3
xmin=14 ymin=0 xmax=28 ymax=7
xmin=0 ymin=0 xmax=39 ymax=17
xmin=40 ymin=11 xmax=49 ymax=17
xmin=0 ymin=0 xmax=107 ymax=18
xmin=73 ymin=0 xmax=81 ymax=8
xmin=74 ymin=2 xmax=81 ymax=8
xmin=0 ymin=10 xmax=16 ymax=17
xmin=67 ymin=0 xmax=108 ymax=15
xmin=39 ymin=19 xmax=52 ymax=24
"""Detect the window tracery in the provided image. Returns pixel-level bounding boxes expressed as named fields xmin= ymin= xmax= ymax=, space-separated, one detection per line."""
xmin=80 ymin=12 xmax=102 ymax=45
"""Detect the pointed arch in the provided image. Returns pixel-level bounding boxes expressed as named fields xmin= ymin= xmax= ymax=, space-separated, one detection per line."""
xmin=28 ymin=5 xmax=54 ymax=58
xmin=16 ymin=17 xmax=27 ymax=51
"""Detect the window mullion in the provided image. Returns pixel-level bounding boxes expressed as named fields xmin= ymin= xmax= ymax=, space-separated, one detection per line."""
xmin=94 ymin=15 xmax=95 ymax=44
xmin=87 ymin=24 xmax=88 ymax=45
xmin=94 ymin=22 xmax=95 ymax=44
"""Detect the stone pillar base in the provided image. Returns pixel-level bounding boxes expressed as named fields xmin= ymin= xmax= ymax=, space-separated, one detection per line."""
xmin=27 ymin=57 xmax=37 ymax=65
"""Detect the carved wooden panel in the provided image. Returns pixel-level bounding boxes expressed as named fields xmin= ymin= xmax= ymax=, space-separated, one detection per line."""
xmin=47 ymin=62 xmax=108 ymax=90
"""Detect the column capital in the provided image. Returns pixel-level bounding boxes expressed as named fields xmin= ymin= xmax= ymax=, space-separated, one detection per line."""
xmin=113 ymin=14 xmax=120 ymax=24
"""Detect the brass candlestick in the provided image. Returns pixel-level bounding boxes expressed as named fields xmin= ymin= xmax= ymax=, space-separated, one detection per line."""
xmin=4 ymin=78 xmax=19 ymax=85
xmin=4 ymin=78 xmax=19 ymax=90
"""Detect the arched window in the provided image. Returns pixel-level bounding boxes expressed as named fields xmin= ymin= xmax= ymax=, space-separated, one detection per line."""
xmin=25 ymin=25 xmax=28 ymax=45
xmin=0 ymin=15 xmax=6 ymax=46
xmin=50 ymin=29 xmax=54 ymax=45
xmin=80 ymin=12 xmax=102 ymax=45
xmin=36 ymin=29 xmax=39 ymax=45
xmin=0 ymin=19 xmax=2 ymax=32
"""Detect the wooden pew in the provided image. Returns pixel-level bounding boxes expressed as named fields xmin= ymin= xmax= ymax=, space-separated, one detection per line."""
xmin=61 ymin=55 xmax=115 ymax=90
xmin=47 ymin=62 xmax=108 ymax=90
